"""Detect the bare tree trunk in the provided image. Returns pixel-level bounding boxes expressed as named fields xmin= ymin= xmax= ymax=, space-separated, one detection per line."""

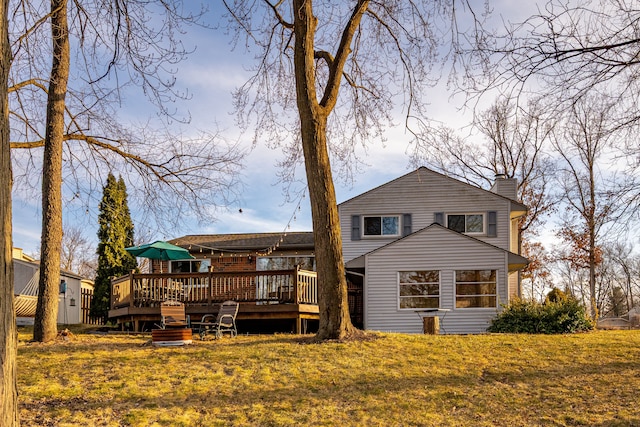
xmin=589 ymin=231 xmax=597 ymax=318
xmin=0 ymin=0 xmax=19 ymax=421
xmin=301 ymin=116 xmax=355 ymax=339
xmin=293 ymin=0 xmax=358 ymax=340
xmin=33 ymin=0 xmax=69 ymax=342
xmin=588 ymin=149 xmax=598 ymax=320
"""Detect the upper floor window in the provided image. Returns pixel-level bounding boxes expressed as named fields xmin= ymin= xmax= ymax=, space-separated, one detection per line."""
xmin=398 ymin=270 xmax=440 ymax=309
xmin=447 ymin=214 xmax=484 ymax=234
xmin=363 ymin=215 xmax=400 ymax=237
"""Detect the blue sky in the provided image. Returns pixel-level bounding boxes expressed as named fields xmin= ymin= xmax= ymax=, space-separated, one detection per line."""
xmin=10 ymin=1 xmax=533 ymax=256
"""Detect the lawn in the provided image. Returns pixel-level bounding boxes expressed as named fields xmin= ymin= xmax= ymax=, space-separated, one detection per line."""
xmin=16 ymin=328 xmax=640 ymax=427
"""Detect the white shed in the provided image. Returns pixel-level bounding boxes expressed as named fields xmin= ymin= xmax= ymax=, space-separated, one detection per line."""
xmin=13 ymin=249 xmax=95 ymax=326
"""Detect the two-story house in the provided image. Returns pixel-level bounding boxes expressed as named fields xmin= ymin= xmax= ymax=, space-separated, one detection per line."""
xmin=150 ymin=167 xmax=527 ymax=335
xmin=339 ymin=167 xmax=528 ymax=334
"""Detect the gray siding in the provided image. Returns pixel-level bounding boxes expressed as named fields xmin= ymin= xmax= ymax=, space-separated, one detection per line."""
xmin=364 ymin=226 xmax=508 ymax=334
xmin=339 ymin=168 xmax=513 ymax=262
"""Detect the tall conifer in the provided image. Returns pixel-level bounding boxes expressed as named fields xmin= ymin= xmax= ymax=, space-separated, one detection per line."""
xmin=91 ymin=173 xmax=137 ymax=322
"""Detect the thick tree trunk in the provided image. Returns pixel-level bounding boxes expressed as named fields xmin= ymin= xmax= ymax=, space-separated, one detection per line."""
xmin=34 ymin=0 xmax=69 ymax=342
xmin=293 ymin=0 xmax=357 ymax=340
xmin=301 ymin=117 xmax=357 ymax=340
xmin=0 ymin=0 xmax=19 ymax=422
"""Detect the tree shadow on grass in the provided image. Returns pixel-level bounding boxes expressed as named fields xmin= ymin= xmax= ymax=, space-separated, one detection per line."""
xmin=18 ymin=354 xmax=640 ymax=426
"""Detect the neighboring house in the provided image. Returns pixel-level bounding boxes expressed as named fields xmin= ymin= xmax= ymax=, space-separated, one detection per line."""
xmin=339 ymin=167 xmax=528 ymax=334
xmin=13 ymin=247 xmax=98 ymax=326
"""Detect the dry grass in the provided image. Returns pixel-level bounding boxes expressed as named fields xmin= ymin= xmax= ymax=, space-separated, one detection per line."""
xmin=16 ymin=327 xmax=640 ymax=426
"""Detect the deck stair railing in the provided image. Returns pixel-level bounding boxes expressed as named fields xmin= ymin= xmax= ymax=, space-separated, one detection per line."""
xmin=111 ymin=275 xmax=132 ymax=309
xmin=297 ymin=269 xmax=318 ymax=305
xmin=111 ymin=267 xmax=318 ymax=309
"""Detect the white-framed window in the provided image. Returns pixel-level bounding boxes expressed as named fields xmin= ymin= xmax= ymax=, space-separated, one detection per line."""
xmin=363 ymin=215 xmax=401 ymax=237
xmin=455 ymin=270 xmax=497 ymax=308
xmin=447 ymin=213 xmax=485 ymax=234
xmin=398 ymin=270 xmax=440 ymax=309
xmin=256 ymin=256 xmax=315 ymax=271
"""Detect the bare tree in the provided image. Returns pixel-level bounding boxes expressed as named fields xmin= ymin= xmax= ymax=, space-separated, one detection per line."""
xmin=10 ymin=1 xmax=245 ymax=342
xmin=602 ymin=241 xmax=638 ymax=314
xmin=0 ymin=0 xmax=18 ymax=422
xmin=469 ymin=0 xmax=640 ymax=118
xmin=10 ymin=1 xmax=246 ymax=228
xmin=413 ymin=97 xmax=557 ymax=239
xmin=521 ymin=240 xmax=553 ymax=302
xmin=61 ymin=223 xmax=96 ymax=278
xmin=32 ymin=0 xmax=69 ymax=343
xmin=465 ymin=0 xmax=640 ymax=212
xmin=457 ymin=1 xmax=640 ymax=318
xmin=552 ymin=99 xmax=632 ymax=318
xmin=552 ymin=247 xmax=590 ymax=307
xmin=222 ymin=1 xmax=483 ymax=339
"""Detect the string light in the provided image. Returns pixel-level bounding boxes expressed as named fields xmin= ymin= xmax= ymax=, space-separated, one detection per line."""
xmin=255 ymin=191 xmax=306 ymax=257
xmin=181 ymin=191 xmax=307 ymax=258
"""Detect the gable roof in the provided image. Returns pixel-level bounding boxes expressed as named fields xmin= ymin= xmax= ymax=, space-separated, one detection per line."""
xmin=345 ymin=223 xmax=529 ymax=270
xmin=338 ymin=166 xmax=527 ymax=212
xmin=170 ymin=232 xmax=314 ymax=253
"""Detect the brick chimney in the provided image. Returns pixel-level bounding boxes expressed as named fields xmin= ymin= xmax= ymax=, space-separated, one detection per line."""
xmin=490 ymin=173 xmax=518 ymax=200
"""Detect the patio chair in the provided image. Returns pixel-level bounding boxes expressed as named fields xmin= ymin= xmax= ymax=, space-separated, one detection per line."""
xmin=198 ymin=300 xmax=239 ymax=340
xmin=159 ymin=300 xmax=190 ymax=329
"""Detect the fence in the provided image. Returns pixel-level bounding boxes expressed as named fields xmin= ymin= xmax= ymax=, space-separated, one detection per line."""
xmin=81 ymin=288 xmax=104 ymax=325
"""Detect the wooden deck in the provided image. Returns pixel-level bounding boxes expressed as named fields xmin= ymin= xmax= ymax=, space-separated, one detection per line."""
xmin=108 ymin=267 xmax=319 ymax=333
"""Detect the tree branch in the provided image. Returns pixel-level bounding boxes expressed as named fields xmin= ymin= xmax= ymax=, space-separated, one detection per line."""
xmin=319 ymin=0 xmax=370 ymax=110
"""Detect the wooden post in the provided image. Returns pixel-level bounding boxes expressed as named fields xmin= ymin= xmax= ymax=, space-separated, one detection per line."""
xmin=294 ymin=265 xmax=300 ymax=304
xmin=129 ymin=270 xmax=134 ymax=307
xmin=207 ymin=266 xmax=213 ymax=306
xmin=423 ymin=316 xmax=440 ymax=335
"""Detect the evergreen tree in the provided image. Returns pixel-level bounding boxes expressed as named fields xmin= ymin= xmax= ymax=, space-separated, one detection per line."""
xmin=91 ymin=173 xmax=137 ymax=322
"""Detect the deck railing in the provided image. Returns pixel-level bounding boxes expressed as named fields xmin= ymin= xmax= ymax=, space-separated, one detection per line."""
xmin=112 ymin=275 xmax=132 ymax=309
xmin=297 ymin=269 xmax=318 ymax=305
xmin=111 ymin=267 xmax=318 ymax=309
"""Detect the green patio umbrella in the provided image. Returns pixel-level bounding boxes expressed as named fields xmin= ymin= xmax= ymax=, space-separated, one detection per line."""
xmin=125 ymin=240 xmax=194 ymax=261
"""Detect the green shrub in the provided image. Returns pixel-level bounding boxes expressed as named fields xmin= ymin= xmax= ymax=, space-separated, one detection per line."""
xmin=545 ymin=287 xmax=569 ymax=303
xmin=488 ymin=296 xmax=594 ymax=334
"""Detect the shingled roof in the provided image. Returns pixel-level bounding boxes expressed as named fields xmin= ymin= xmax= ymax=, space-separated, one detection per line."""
xmin=169 ymin=232 xmax=314 ymax=253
